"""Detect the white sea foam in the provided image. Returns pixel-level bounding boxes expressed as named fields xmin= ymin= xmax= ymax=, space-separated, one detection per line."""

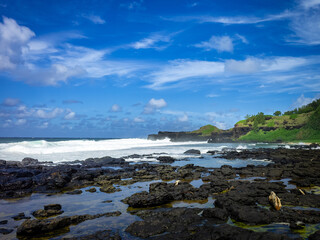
xmin=0 ymin=138 xmax=279 ymax=163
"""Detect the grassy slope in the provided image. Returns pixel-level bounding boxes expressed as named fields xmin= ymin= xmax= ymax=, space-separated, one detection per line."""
xmin=235 ymin=112 xmax=312 ymax=128
xmin=238 ymin=111 xmax=320 ymax=143
xmin=191 ymin=124 xmax=221 ymax=136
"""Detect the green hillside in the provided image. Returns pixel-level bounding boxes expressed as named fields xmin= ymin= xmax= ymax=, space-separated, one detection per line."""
xmin=191 ymin=124 xmax=221 ymax=136
xmin=193 ymin=98 xmax=320 ymax=143
xmin=238 ymin=98 xmax=320 ymax=143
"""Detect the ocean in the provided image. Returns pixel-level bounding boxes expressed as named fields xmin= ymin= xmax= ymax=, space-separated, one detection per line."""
xmin=0 ymin=137 xmax=278 ymax=167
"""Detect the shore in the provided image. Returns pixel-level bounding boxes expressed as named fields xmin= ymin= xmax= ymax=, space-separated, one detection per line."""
xmin=1 ymin=146 xmax=320 ymax=239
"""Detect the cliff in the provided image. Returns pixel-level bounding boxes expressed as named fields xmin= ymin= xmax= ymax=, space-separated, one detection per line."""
xmin=148 ymin=98 xmax=320 ymax=143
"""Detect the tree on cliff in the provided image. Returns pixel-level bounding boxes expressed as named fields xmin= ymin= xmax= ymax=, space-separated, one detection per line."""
xmin=273 ymin=111 xmax=281 ymax=116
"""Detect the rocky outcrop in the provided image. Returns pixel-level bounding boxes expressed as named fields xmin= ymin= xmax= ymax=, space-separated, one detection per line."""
xmin=147 ymin=131 xmax=209 ymax=141
xmin=17 ymin=211 xmax=121 ymax=236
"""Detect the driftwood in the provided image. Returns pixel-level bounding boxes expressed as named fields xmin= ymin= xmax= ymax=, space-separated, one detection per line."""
xmin=269 ymin=191 xmax=282 ymax=210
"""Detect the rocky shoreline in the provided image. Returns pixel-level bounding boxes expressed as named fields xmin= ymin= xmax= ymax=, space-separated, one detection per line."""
xmin=1 ymin=147 xmax=320 ymax=239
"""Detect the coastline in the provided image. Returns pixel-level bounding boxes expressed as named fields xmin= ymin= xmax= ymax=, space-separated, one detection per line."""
xmin=1 ymin=144 xmax=320 ymax=239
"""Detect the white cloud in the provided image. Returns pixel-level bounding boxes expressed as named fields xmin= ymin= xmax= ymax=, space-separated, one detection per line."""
xmin=82 ymin=14 xmax=105 ymax=24
xmin=134 ymin=117 xmax=145 ymax=122
xmin=2 ymin=98 xmax=20 ymax=106
xmin=225 ymin=58 xmax=261 ymax=74
xmin=145 ymin=56 xmax=318 ymax=90
xmin=165 ymin=11 xmax=295 ymax=25
xmin=195 ymin=36 xmax=233 ymax=52
xmin=290 ymin=8 xmax=320 ymax=45
xmin=225 ymin=57 xmax=307 ymax=74
xmin=110 ymin=104 xmax=122 ymax=112
xmin=130 ymin=34 xmax=171 ymax=50
xmin=35 ymin=108 xmax=64 ymax=119
xmin=235 ymin=34 xmax=248 ymax=44
xmin=178 ymin=114 xmax=188 ymax=122
xmin=147 ymin=60 xmax=224 ymax=90
xmin=292 ymin=94 xmax=316 ymax=108
xmin=15 ymin=119 xmax=26 ymax=126
xmin=143 ymin=98 xmax=167 ymax=114
xmin=64 ymin=111 xmax=75 ymax=120
xmin=300 ymin=0 xmax=320 ymax=9
xmin=0 ymin=16 xmax=35 ymax=70
xmin=0 ymin=17 xmax=149 ymax=86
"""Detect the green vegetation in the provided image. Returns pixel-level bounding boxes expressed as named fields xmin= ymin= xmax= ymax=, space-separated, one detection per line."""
xmin=239 ymin=128 xmax=300 ymax=142
xmin=273 ymin=111 xmax=281 ymax=116
xmin=191 ymin=124 xmax=221 ymax=136
xmin=238 ymin=99 xmax=320 ymax=143
xmin=193 ymin=98 xmax=320 ymax=143
xmin=284 ymin=98 xmax=320 ymax=115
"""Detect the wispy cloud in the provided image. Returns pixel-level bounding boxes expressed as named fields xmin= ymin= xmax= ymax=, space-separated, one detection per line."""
xmin=163 ymin=11 xmax=295 ymax=25
xmin=195 ymin=35 xmax=233 ymax=52
xmin=146 ymin=60 xmax=225 ymax=90
xmin=129 ymin=34 xmax=171 ymax=50
xmin=145 ymin=56 xmax=320 ymax=92
xmin=82 ymin=14 xmax=105 ymax=24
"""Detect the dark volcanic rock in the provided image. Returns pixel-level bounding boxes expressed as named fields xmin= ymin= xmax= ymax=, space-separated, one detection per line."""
xmin=83 ymin=156 xmax=126 ymax=167
xmin=12 ymin=212 xmax=30 ymax=221
xmin=184 ymin=149 xmax=201 ymax=155
xmin=33 ymin=204 xmax=63 ymax=218
xmin=32 ymin=209 xmax=63 ymax=218
xmin=44 ymin=204 xmax=62 ymax=211
xmin=17 ymin=211 xmax=121 ymax=236
xmin=66 ymin=189 xmax=82 ymax=195
xmin=0 ymin=220 xmax=8 ymax=225
xmin=157 ymin=156 xmax=176 ymax=163
xmin=62 ymin=230 xmax=121 ymax=240
xmin=0 ymin=228 xmax=13 ymax=235
xmin=309 ymin=230 xmax=320 ymax=240
xmin=126 ymin=208 xmax=295 ymax=240
xmin=21 ymin=157 xmax=39 ymax=165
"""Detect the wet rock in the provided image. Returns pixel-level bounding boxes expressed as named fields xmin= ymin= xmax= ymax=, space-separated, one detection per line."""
xmin=102 ymin=200 xmax=112 ymax=203
xmin=100 ymin=185 xmax=118 ymax=193
xmin=309 ymin=230 xmax=320 ymax=240
xmin=207 ymin=150 xmax=216 ymax=155
xmin=17 ymin=211 xmax=121 ymax=236
xmin=0 ymin=220 xmax=8 ymax=225
xmin=157 ymin=156 xmax=176 ymax=163
xmin=12 ymin=212 xmax=31 ymax=221
xmin=0 ymin=228 xmax=13 ymax=235
xmin=85 ymin=187 xmax=97 ymax=192
xmin=202 ymin=208 xmax=228 ymax=221
xmin=123 ymin=191 xmax=173 ymax=208
xmin=61 ymin=230 xmax=121 ymax=240
xmin=44 ymin=204 xmax=62 ymax=211
xmin=21 ymin=157 xmax=38 ymax=165
xmin=290 ymin=221 xmax=305 ymax=230
xmin=0 ymin=160 xmax=6 ymax=166
xmin=66 ymin=189 xmax=82 ymax=195
xmin=32 ymin=209 xmax=64 ymax=218
xmin=184 ymin=149 xmax=201 ymax=155
xmin=83 ymin=156 xmax=125 ymax=167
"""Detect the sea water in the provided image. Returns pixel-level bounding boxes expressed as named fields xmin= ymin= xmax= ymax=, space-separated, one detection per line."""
xmin=0 ymin=137 xmax=278 ymax=164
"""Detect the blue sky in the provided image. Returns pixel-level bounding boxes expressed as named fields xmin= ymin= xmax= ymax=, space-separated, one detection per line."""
xmin=0 ymin=0 xmax=320 ymax=138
